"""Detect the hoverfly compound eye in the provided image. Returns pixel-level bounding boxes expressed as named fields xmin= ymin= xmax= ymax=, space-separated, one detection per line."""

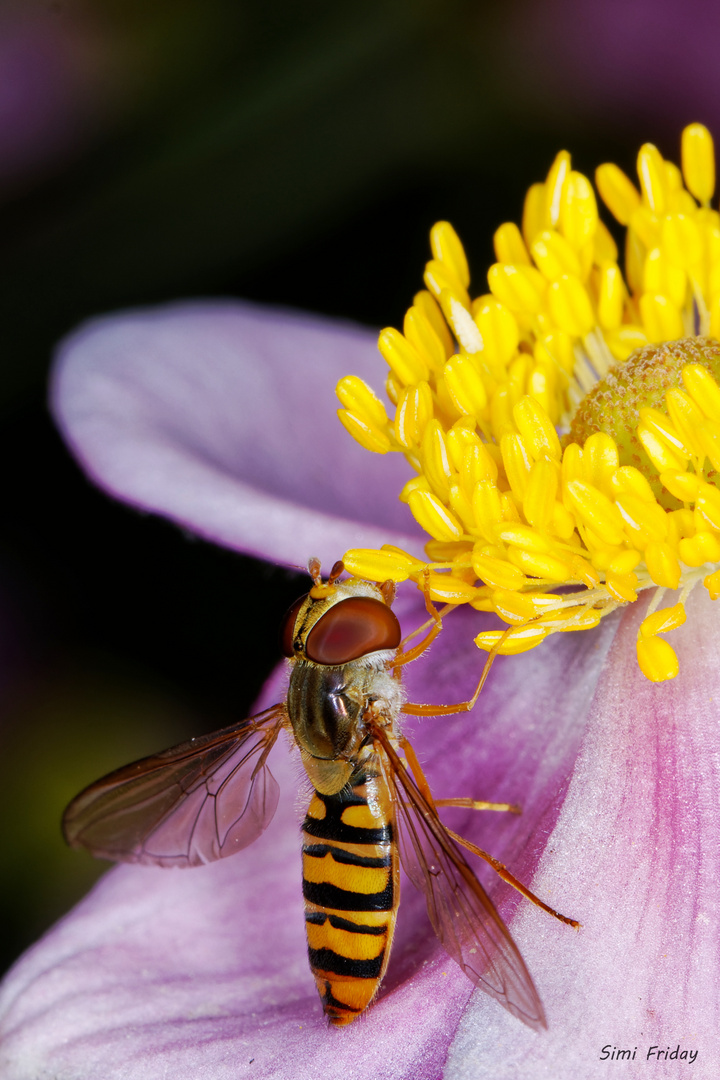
xmin=280 ymin=594 xmax=309 ymax=657
xmin=305 ymin=597 xmax=401 ymax=665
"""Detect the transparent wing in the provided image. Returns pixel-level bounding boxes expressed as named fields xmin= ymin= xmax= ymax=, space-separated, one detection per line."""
xmin=373 ymin=725 xmax=546 ymax=1031
xmin=63 ymin=705 xmax=286 ymax=867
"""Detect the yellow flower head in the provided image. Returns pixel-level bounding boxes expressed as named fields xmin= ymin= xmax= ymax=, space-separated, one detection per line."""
xmin=336 ymin=123 xmax=720 ymax=682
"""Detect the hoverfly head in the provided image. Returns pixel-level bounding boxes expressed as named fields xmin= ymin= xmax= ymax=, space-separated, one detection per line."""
xmin=280 ymin=563 xmax=400 ymax=666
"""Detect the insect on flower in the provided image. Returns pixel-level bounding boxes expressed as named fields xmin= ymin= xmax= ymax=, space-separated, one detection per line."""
xmin=62 ymin=558 xmax=578 ymax=1029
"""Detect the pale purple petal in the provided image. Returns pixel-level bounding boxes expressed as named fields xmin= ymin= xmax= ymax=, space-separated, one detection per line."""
xmin=51 ymin=301 xmax=420 ymax=570
xmin=447 ymin=586 xmax=720 ymax=1077
xmin=0 ymin=596 xmax=617 ymax=1078
xmin=400 ymin=599 xmax=617 ymax=895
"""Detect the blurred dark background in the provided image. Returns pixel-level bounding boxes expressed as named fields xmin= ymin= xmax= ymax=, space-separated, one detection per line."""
xmin=0 ymin=0 xmax=715 ymax=976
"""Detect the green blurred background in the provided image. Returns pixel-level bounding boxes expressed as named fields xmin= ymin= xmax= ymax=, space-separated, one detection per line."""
xmin=0 ymin=0 xmax=712 ymax=975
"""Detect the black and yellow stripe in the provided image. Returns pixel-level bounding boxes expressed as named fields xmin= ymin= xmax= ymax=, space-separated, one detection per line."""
xmin=302 ymin=776 xmax=399 ymax=1025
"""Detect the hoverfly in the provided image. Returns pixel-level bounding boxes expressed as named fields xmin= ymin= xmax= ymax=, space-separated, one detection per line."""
xmin=63 ymin=558 xmax=577 ymax=1029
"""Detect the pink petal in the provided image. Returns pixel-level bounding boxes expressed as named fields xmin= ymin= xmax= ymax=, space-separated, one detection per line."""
xmin=447 ymin=586 xmax=720 ymax=1076
xmin=51 ymin=301 xmax=420 ymax=570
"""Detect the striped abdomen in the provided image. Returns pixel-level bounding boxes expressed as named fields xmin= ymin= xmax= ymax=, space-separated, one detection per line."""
xmin=302 ymin=774 xmax=399 ymax=1025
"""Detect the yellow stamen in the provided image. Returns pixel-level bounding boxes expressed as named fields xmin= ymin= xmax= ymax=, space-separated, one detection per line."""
xmin=394 ymin=382 xmax=433 ymax=449
xmin=595 ymin=163 xmax=641 ymax=225
xmin=640 ymin=602 xmax=686 ymax=637
xmin=342 ymin=546 xmax=425 ymax=582
xmin=637 ymin=635 xmax=679 ymax=681
xmin=337 ymin=408 xmax=391 ymax=454
xmin=494 ymin=221 xmax=530 ymax=265
xmin=337 ymin=123 xmax=720 ymax=681
xmin=378 ymin=327 xmax=429 ymax=386
xmin=430 ymin=221 xmax=470 ymax=289
xmin=681 ymin=123 xmax=715 ymax=204
xmin=408 ymin=490 xmax=463 ymax=542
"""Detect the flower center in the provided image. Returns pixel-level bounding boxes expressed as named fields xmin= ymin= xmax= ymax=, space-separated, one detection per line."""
xmin=568 ymin=336 xmax=720 ymax=507
xmin=335 ymin=123 xmax=720 ymax=682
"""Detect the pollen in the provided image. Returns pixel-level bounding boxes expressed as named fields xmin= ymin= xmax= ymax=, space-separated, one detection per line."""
xmin=336 ymin=123 xmax=720 ymax=681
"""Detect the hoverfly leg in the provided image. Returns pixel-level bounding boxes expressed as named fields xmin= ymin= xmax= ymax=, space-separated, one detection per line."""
xmin=434 ymin=797 xmax=521 ymax=815
xmin=397 ymin=732 xmax=580 ymax=931
xmin=397 ymin=734 xmax=505 ymax=817
xmin=401 ymin=623 xmax=513 ymax=716
xmin=392 ymin=571 xmax=449 ymax=670
xmin=444 ymin=826 xmax=581 ymax=929
xmin=397 ymin=735 xmax=436 ymax=808
xmin=397 ymin=738 xmax=520 ymax=817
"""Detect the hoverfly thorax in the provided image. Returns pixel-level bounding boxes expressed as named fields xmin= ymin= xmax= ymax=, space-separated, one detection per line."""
xmin=281 ymin=577 xmax=402 ymax=796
